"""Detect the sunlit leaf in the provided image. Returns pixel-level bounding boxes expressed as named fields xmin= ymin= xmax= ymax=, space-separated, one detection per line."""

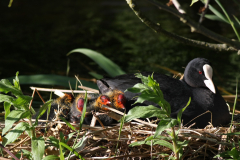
xmin=3 ymin=110 xmax=28 ymax=135
xmin=4 ymin=102 xmax=11 ymax=120
xmin=34 ymin=100 xmax=52 ymax=125
xmin=154 ymin=118 xmax=178 ymax=137
xmin=13 ymin=71 xmax=20 ymax=90
xmin=125 ymin=105 xmax=167 ymax=122
xmin=3 ymin=122 xmax=30 ymax=146
xmin=129 ymin=140 xmax=149 ymax=147
xmin=59 ymin=142 xmax=85 ymax=159
xmin=154 ymin=140 xmax=173 ymax=151
xmin=32 ymin=136 xmax=45 ymax=160
xmin=0 ymin=79 xmax=22 ymax=95
xmin=73 ymin=133 xmax=86 ymax=149
xmin=59 ymin=116 xmax=76 ymax=131
xmin=79 ymin=92 xmax=87 ymax=130
xmin=67 ymin=48 xmax=126 ymax=77
xmin=190 ymin=0 xmax=199 ymax=6
xmin=126 ymin=83 xmax=149 ymax=93
xmin=177 ymin=97 xmax=191 ymax=125
xmin=42 ymin=155 xmax=60 ymax=160
xmin=59 ymin=140 xmax=65 ymax=160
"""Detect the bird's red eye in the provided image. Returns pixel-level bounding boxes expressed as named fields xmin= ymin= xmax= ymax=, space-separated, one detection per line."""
xmin=199 ymin=71 xmax=202 ymax=74
xmin=77 ymin=98 xmax=84 ymax=112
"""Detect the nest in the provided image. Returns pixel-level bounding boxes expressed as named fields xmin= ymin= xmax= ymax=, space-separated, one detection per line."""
xmin=1 ymin=87 xmax=240 ymax=160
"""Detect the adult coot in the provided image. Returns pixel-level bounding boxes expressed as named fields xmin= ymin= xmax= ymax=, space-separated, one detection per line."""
xmin=97 ymin=58 xmax=230 ymax=128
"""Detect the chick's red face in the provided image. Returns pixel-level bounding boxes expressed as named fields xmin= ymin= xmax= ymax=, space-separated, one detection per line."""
xmin=117 ymin=94 xmax=126 ymax=109
xmin=77 ymin=98 xmax=84 ymax=113
xmin=100 ymin=95 xmax=111 ymax=107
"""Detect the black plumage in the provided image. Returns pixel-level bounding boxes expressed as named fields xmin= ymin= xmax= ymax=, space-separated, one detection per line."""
xmin=97 ymin=58 xmax=230 ymax=128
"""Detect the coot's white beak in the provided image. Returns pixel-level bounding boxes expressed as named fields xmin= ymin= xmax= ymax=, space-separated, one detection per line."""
xmin=203 ymin=64 xmax=216 ymax=94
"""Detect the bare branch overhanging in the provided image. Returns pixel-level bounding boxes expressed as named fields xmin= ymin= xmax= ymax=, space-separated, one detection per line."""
xmin=125 ymin=0 xmax=240 ymax=53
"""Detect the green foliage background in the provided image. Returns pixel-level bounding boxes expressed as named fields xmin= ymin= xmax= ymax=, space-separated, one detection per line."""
xmin=0 ymin=0 xmax=239 ymax=93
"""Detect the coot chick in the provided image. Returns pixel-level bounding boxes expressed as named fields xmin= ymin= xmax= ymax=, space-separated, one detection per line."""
xmin=70 ymin=94 xmax=115 ymax=125
xmin=33 ymin=93 xmax=74 ymax=130
xmin=97 ymin=58 xmax=230 ymax=128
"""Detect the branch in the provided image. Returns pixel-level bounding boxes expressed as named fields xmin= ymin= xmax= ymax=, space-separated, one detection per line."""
xmin=125 ymin=0 xmax=240 ymax=52
xmin=147 ymin=0 xmax=240 ymax=50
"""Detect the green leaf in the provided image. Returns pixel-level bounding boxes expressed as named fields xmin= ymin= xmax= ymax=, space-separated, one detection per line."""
xmin=32 ymin=136 xmax=45 ymax=160
xmin=208 ymin=4 xmax=229 ymax=23
xmin=12 ymin=95 xmax=32 ymax=110
xmin=59 ymin=141 xmax=65 ymax=160
xmin=3 ymin=122 xmax=30 ymax=146
xmin=3 ymin=110 xmax=27 ymax=135
xmin=145 ymin=135 xmax=172 ymax=141
xmin=79 ymin=92 xmax=87 ymax=130
xmin=47 ymin=136 xmax=59 ymax=148
xmin=222 ymin=132 xmax=240 ymax=136
xmin=88 ymin=72 xmax=103 ymax=79
xmin=126 ymin=83 xmax=149 ymax=93
xmin=204 ymin=14 xmax=230 ymax=24
xmin=0 ymin=94 xmax=15 ymax=104
xmin=0 ymin=79 xmax=22 ymax=95
xmin=42 ymin=155 xmax=60 ymax=160
xmin=233 ymin=15 xmax=240 ymax=26
xmin=154 ymin=140 xmax=173 ymax=151
xmin=214 ymin=0 xmax=240 ymax=41
xmin=73 ymin=133 xmax=86 ymax=149
xmin=190 ymin=0 xmax=199 ymax=6
xmin=129 ymin=140 xmax=148 ymax=147
xmin=7 ymin=74 xmax=98 ymax=89
xmin=13 ymin=71 xmax=21 ymax=90
xmin=135 ymin=73 xmax=149 ymax=85
xmin=177 ymin=97 xmax=191 ymax=125
xmin=67 ymin=48 xmax=126 ymax=77
xmin=215 ymin=147 xmax=240 ymax=159
xmin=34 ymin=100 xmax=53 ymax=124
xmin=59 ymin=116 xmax=76 ymax=131
xmin=16 ymin=149 xmax=32 ymax=160
xmin=59 ymin=142 xmax=85 ymax=159
xmin=154 ymin=118 xmax=178 ymax=137
xmin=134 ymin=91 xmax=160 ymax=105
xmin=4 ymin=102 xmax=11 ymax=120
xmin=124 ymin=105 xmax=167 ymax=122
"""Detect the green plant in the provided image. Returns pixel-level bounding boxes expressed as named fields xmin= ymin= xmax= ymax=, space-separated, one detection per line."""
xmin=67 ymin=48 xmax=126 ymax=78
xmin=0 ymin=72 xmax=87 ymax=160
xmin=191 ymin=0 xmax=240 ymax=41
xmin=214 ymin=80 xmax=239 ymax=160
xmin=214 ymin=137 xmax=240 ymax=160
xmin=124 ymin=73 xmax=190 ymax=160
xmin=0 ymin=72 xmax=46 ymax=160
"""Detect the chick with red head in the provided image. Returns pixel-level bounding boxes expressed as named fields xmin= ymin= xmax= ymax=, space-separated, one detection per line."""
xmin=70 ymin=94 xmax=114 ymax=125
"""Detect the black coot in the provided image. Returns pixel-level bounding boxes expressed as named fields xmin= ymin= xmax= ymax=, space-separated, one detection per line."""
xmin=97 ymin=58 xmax=230 ymax=128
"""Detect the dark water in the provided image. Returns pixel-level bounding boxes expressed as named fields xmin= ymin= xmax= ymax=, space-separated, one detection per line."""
xmin=0 ymin=0 xmax=239 ymax=109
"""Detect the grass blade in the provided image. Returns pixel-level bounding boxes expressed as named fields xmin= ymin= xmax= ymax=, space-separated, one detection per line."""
xmin=215 ymin=0 xmax=240 ymax=41
xmin=67 ymin=48 xmax=126 ymax=77
xmin=7 ymin=74 xmax=98 ymax=89
xmin=208 ymin=4 xmax=229 ymax=23
xmin=230 ymin=79 xmax=238 ymax=132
